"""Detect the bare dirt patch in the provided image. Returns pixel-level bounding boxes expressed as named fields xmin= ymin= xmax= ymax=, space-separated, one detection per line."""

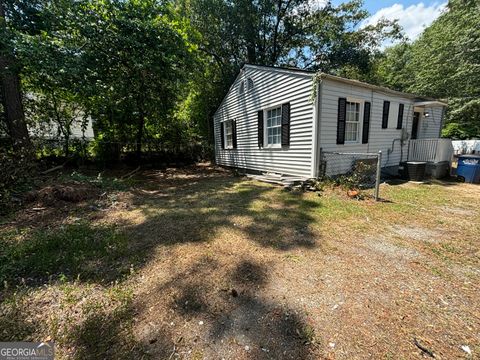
xmin=389 ymin=224 xmax=442 ymax=243
xmin=438 ymin=205 xmax=476 ymax=217
xmin=363 ymin=235 xmax=420 ymax=260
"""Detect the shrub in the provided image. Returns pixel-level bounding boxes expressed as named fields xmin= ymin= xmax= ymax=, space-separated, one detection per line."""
xmin=0 ymin=148 xmax=35 ymax=214
xmin=335 ymin=160 xmax=377 ymax=190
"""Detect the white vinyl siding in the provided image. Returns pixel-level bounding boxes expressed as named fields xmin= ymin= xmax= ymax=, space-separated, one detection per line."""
xmin=417 ymin=106 xmax=444 ymax=139
xmin=214 ymin=65 xmax=315 ymax=178
xmin=318 ymin=78 xmax=416 ymax=169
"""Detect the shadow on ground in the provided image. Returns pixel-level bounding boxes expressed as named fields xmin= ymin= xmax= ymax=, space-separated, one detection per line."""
xmin=0 ymin=164 xmax=322 ymax=358
xmin=127 ymin=174 xmax=320 ymax=250
xmin=1 ymin=165 xmax=321 ymax=287
xmin=138 ymin=257 xmax=317 ymax=359
xmin=70 ymin=303 xmax=148 ymax=360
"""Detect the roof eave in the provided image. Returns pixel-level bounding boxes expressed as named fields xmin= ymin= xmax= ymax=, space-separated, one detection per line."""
xmin=414 ymin=100 xmax=448 ymax=107
xmin=318 ymin=73 xmax=418 ymax=99
xmin=318 ymin=73 xmax=447 ymax=105
xmin=244 ymin=64 xmax=314 ymax=77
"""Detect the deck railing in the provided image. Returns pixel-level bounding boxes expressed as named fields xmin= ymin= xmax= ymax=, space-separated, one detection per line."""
xmin=408 ymin=138 xmax=453 ymax=163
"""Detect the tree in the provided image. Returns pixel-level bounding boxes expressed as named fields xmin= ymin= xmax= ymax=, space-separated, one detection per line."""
xmin=301 ymin=0 xmax=402 ymax=77
xmin=187 ymin=0 xmax=400 ymax=70
xmin=27 ymin=91 xmax=86 ymax=157
xmin=17 ymin=0 xmax=198 ymax=160
xmin=441 ymin=98 xmax=480 ymax=139
xmin=0 ymin=0 xmax=32 ymax=155
xmin=77 ymin=1 xmax=197 ymax=159
xmin=366 ymin=42 xmax=412 ymax=90
xmin=373 ymin=0 xmax=480 ymax=139
xmin=408 ymin=0 xmax=480 ymax=139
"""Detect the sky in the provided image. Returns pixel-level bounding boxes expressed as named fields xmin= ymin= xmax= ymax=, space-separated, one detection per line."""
xmin=359 ymin=1 xmax=447 ymax=45
xmin=309 ymin=1 xmax=448 ymax=48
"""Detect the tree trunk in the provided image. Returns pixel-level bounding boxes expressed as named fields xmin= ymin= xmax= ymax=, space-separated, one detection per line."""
xmin=135 ymin=112 xmax=144 ymax=163
xmin=64 ymin=133 xmax=70 ymax=158
xmin=0 ymin=1 xmax=32 ymax=155
xmin=242 ymin=0 xmax=257 ymax=64
xmin=246 ymin=44 xmax=256 ymax=64
xmin=51 ymin=91 xmax=71 ymax=158
xmin=135 ymin=77 xmax=146 ymax=164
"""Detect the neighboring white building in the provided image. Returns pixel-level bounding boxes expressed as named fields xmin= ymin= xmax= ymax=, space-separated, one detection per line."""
xmin=452 ymin=140 xmax=480 ymax=154
xmin=29 ymin=116 xmax=95 ymax=140
xmin=24 ymin=92 xmax=95 ymax=140
xmin=214 ymin=64 xmax=447 ymax=178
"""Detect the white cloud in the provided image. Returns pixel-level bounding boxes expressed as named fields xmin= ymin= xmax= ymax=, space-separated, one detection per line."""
xmin=308 ymin=0 xmax=329 ymax=11
xmin=363 ymin=2 xmax=447 ymax=46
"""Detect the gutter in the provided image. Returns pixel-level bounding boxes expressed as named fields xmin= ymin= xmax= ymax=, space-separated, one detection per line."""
xmin=414 ymin=100 xmax=449 ymax=107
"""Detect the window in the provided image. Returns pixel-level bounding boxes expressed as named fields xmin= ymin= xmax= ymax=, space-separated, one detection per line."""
xmin=224 ymin=120 xmax=233 ymax=148
xmin=239 ymin=78 xmax=253 ymax=95
xmin=265 ymin=106 xmax=282 ymax=146
xmin=247 ymin=77 xmax=254 ymax=91
xmin=345 ymin=101 xmax=360 ymax=142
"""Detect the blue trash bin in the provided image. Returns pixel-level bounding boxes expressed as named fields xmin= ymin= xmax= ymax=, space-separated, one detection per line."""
xmin=456 ymin=155 xmax=480 ymax=184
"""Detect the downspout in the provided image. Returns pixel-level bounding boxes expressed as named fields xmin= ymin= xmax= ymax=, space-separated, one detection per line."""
xmin=387 ymin=138 xmax=402 ymax=165
xmin=400 ymin=102 xmax=413 ymax=163
xmin=311 ymin=79 xmax=322 ymax=178
xmin=391 ymin=102 xmax=414 ymax=165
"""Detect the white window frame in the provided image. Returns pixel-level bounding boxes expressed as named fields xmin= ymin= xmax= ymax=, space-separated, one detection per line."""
xmin=246 ymin=77 xmax=254 ymax=92
xmin=344 ymin=98 xmax=363 ymax=144
xmin=264 ymin=105 xmax=282 ymax=148
xmin=223 ymin=120 xmax=233 ymax=149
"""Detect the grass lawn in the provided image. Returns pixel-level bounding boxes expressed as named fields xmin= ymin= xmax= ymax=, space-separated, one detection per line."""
xmin=0 ymin=163 xmax=479 ymax=359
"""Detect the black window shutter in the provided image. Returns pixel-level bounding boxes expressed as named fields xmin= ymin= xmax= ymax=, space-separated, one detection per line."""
xmin=337 ymin=98 xmax=347 ymax=144
xmin=257 ymin=110 xmax=264 ymax=148
xmin=220 ymin=122 xmax=225 ymax=149
xmin=281 ymin=103 xmax=290 ymax=147
xmin=362 ymin=101 xmax=371 ymax=144
xmin=382 ymin=101 xmax=390 ymax=129
xmin=397 ymin=103 xmax=404 ymax=129
xmin=232 ymin=120 xmax=237 ymax=148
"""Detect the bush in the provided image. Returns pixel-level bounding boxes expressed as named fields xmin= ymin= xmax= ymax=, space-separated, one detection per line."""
xmin=90 ymin=138 xmax=122 ymax=165
xmin=0 ymin=148 xmax=35 ymax=214
xmin=335 ymin=160 xmax=377 ymax=190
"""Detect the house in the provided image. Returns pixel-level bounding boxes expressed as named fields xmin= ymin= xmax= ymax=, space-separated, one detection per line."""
xmin=24 ymin=92 xmax=95 ymax=140
xmin=452 ymin=140 xmax=480 ymax=155
xmin=213 ymin=64 xmax=450 ymax=179
xmin=29 ymin=116 xmax=95 ymax=140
